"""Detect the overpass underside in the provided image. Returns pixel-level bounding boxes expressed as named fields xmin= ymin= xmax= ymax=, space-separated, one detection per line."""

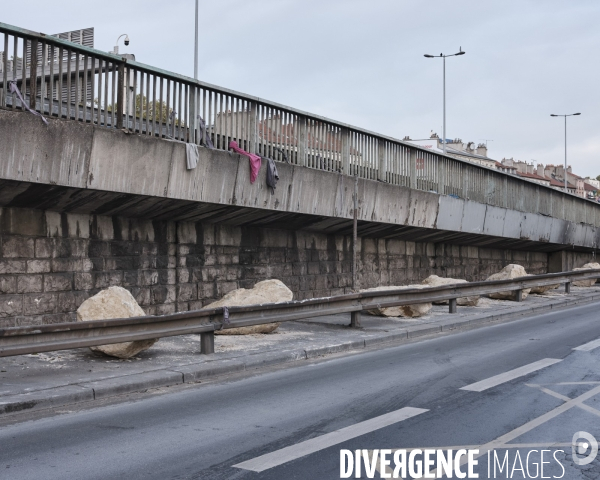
xmin=0 ymin=177 xmax=591 ymax=254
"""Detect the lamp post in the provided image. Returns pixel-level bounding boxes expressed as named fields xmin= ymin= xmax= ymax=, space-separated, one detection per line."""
xmin=424 ymin=48 xmax=465 ymax=155
xmin=194 ymin=0 xmax=199 ymax=80
xmin=550 ymin=113 xmax=581 ymax=193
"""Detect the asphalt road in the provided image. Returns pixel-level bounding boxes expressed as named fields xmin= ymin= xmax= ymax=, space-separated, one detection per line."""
xmin=2 ymin=302 xmax=600 ymax=480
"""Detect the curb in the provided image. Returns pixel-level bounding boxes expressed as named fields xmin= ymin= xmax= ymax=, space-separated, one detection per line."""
xmin=1 ymin=292 xmax=599 ymax=415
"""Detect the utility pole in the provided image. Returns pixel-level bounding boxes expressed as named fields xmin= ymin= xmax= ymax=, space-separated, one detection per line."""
xmin=350 ymin=174 xmax=360 ymax=328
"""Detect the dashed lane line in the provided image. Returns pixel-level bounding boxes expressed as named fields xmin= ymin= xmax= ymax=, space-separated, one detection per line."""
xmin=460 ymin=358 xmax=562 ymax=392
xmin=573 ymin=338 xmax=600 ymax=352
xmin=233 ymin=406 xmax=428 ymax=473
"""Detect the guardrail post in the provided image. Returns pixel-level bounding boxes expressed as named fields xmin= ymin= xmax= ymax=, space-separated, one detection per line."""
xmin=565 ymin=281 xmax=571 ymax=294
xmin=515 ymin=289 xmax=523 ymax=302
xmin=350 ymin=310 xmax=361 ymax=328
xmin=200 ymin=331 xmax=214 ymax=354
xmin=449 ymin=298 xmax=457 ymax=314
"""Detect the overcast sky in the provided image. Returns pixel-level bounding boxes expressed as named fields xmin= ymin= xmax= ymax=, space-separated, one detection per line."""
xmin=4 ymin=1 xmax=599 ymax=177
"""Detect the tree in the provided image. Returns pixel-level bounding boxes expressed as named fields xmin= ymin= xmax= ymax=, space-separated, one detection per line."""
xmin=95 ymin=94 xmax=182 ymax=125
xmin=596 ymin=175 xmax=600 ymax=182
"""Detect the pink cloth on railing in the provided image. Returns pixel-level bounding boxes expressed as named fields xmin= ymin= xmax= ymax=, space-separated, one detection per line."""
xmin=229 ymin=141 xmax=261 ymax=183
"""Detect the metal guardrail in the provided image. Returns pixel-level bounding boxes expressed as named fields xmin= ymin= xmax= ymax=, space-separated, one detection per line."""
xmin=1 ymin=22 xmax=599 ymax=227
xmin=1 ymin=269 xmax=599 ymax=357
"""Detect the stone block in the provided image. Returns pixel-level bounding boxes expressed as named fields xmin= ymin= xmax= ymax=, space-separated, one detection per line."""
xmin=158 ymin=269 xmax=176 ymax=285
xmin=0 ymin=276 xmax=17 ymax=294
xmin=151 ymin=285 xmax=176 ymax=304
xmin=153 ymin=303 xmax=176 ymax=315
xmin=74 ymin=272 xmax=94 ymax=291
xmin=0 ymin=260 xmax=27 ymax=274
xmin=66 ymin=213 xmax=90 ymax=238
xmin=123 ymin=270 xmax=140 ymax=287
xmin=2 ymin=236 xmax=35 ymax=258
xmin=140 ymin=270 xmax=159 ymax=286
xmin=217 ymin=225 xmax=242 ymax=246
xmin=93 ymin=271 xmax=123 ymax=289
xmin=44 ymin=273 xmax=73 ymax=292
xmin=51 ymin=258 xmax=83 ymax=272
xmin=0 ymin=295 xmax=23 ymax=317
xmin=17 ymin=275 xmax=43 ymax=293
xmin=198 ymin=282 xmax=215 ymax=299
xmin=1 ymin=208 xmax=45 ymax=236
xmin=177 ymin=284 xmax=197 ymax=302
xmin=88 ymin=240 xmax=110 ymax=257
xmin=23 ymin=293 xmax=57 ymax=315
xmin=27 ymin=259 xmax=51 ymax=274
xmin=130 ymin=287 xmax=151 ymax=306
xmin=57 ymin=291 xmax=89 ymax=313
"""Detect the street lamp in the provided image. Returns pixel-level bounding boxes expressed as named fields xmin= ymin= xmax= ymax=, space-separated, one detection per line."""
xmin=194 ymin=0 xmax=199 ymax=80
xmin=550 ymin=113 xmax=581 ymax=193
xmin=424 ymin=47 xmax=465 ymax=155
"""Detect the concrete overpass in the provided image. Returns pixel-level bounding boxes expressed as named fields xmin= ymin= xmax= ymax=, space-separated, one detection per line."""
xmin=0 ymin=21 xmax=598 ymax=327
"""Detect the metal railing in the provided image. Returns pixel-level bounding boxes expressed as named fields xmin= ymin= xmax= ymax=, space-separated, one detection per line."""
xmin=1 ymin=22 xmax=599 ymax=227
xmin=1 ymin=269 xmax=599 ymax=358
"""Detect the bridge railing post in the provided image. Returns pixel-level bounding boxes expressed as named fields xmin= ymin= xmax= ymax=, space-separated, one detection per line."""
xmin=409 ymin=148 xmax=417 ymax=189
xmin=437 ymin=158 xmax=445 ymax=195
xmin=297 ymin=116 xmax=307 ymax=167
xmin=116 ymin=62 xmax=125 ymax=129
xmin=29 ymin=39 xmax=39 ymax=113
xmin=248 ymin=101 xmax=257 ymax=155
xmin=341 ymin=127 xmax=350 ymax=174
xmin=377 ymin=138 xmax=386 ymax=182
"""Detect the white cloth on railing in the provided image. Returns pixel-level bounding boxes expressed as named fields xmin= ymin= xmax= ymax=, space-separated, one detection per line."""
xmin=186 ymin=143 xmax=199 ymax=170
xmin=8 ymin=81 xmax=48 ymax=125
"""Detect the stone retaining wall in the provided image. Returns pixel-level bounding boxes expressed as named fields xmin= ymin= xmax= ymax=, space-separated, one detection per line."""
xmin=0 ymin=206 xmax=583 ymax=328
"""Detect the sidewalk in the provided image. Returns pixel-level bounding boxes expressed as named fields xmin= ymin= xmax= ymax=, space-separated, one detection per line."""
xmin=2 ymin=286 xmax=600 ymax=415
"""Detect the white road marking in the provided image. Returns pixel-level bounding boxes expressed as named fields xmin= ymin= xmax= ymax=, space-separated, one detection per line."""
xmin=442 ymin=383 xmax=600 ymax=478
xmin=232 ymin=406 xmax=428 ymax=472
xmin=573 ymin=338 xmax=600 ymax=351
xmin=460 ymin=358 xmax=562 ymax=392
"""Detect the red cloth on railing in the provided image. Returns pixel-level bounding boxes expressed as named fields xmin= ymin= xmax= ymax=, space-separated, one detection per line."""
xmin=229 ymin=141 xmax=261 ymax=183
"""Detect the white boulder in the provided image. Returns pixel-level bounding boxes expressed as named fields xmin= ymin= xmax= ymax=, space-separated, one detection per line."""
xmin=76 ymin=286 xmax=156 ymax=359
xmin=485 ymin=264 xmax=531 ymax=301
xmin=573 ymin=262 xmax=600 ymax=287
xmin=205 ymin=279 xmax=293 ymax=335
xmin=421 ymin=275 xmax=480 ymax=306
xmin=361 ymin=285 xmax=432 ymax=318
